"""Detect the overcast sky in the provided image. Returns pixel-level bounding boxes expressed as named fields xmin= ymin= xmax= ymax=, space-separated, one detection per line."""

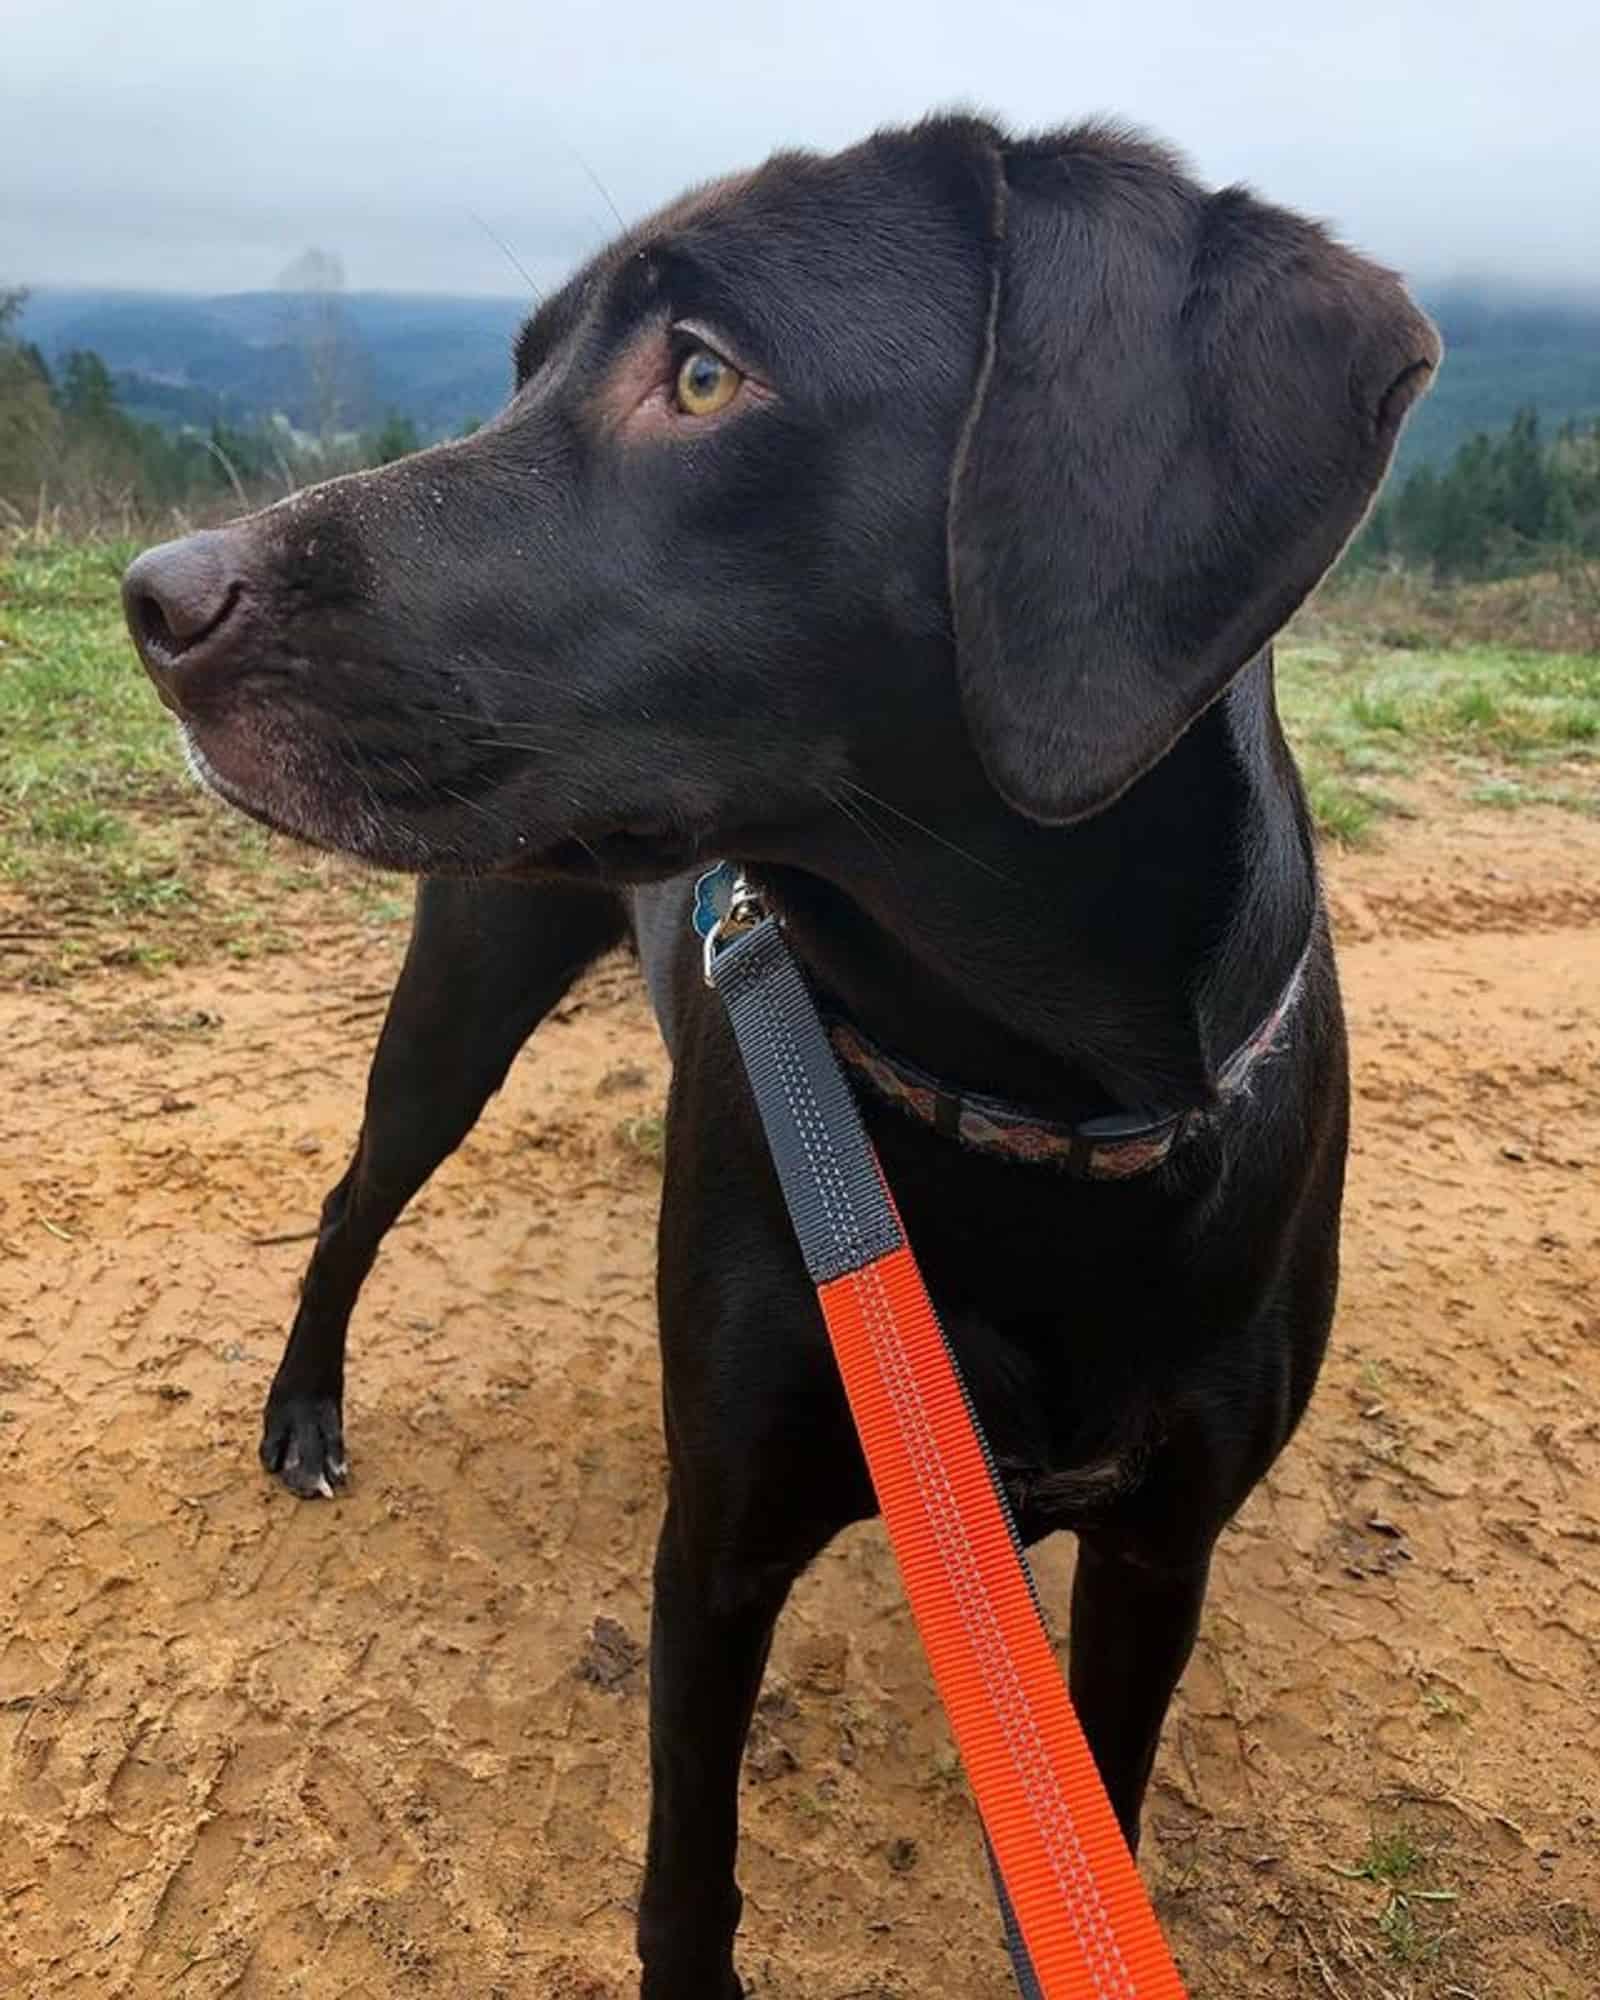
xmin=4 ymin=0 xmax=1595 ymax=299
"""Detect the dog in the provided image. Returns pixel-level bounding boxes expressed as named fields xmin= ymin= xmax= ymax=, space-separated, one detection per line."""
xmin=122 ymin=112 xmax=1438 ymax=1997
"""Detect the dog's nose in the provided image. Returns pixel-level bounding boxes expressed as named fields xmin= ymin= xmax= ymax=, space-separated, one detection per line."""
xmin=122 ymin=531 xmax=247 ymax=705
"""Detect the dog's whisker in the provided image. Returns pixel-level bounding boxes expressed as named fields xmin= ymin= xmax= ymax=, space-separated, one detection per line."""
xmin=438 ymin=782 xmax=525 ymax=839
xmin=818 ymin=780 xmax=904 ymax=884
xmin=837 ymin=777 xmax=1013 ymax=885
xmin=464 ymin=736 xmax=557 ymax=756
xmin=466 ymin=207 xmax=545 ymax=305
xmin=375 ymin=751 xmax=432 ymax=800
xmin=376 ymin=661 xmax=537 ymax=684
xmin=333 ymin=721 xmax=412 ymax=853
xmin=563 ymin=141 xmax=628 ymax=232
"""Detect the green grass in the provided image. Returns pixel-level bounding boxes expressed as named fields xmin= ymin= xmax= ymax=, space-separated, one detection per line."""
xmin=1335 ymin=1824 xmax=1460 ymax=1968
xmin=1278 ymin=638 xmax=1600 ymax=842
xmin=0 ymin=537 xmax=404 ymax=980
xmin=1341 ymin=1826 xmax=1426 ymax=1886
xmin=1300 ymin=770 xmax=1380 ymax=847
xmin=1 ymin=538 xmax=177 ymax=860
xmin=615 ymin=1112 xmax=667 ymax=1165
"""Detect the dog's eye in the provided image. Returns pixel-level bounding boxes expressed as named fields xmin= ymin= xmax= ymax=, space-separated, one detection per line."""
xmin=674 ymin=346 xmax=741 ymax=418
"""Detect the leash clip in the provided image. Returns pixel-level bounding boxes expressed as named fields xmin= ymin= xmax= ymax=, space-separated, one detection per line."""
xmin=693 ymin=861 xmax=768 ymax=986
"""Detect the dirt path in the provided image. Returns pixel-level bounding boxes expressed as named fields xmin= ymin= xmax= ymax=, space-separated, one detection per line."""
xmin=2 ymin=793 xmax=1597 ymax=1999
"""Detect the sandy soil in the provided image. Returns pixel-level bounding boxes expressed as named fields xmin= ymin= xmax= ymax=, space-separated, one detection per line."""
xmin=2 ymin=791 xmax=1597 ymax=1999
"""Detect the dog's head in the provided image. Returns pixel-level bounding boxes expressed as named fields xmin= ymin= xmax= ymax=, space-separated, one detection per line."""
xmin=123 ymin=116 xmax=1437 ymax=876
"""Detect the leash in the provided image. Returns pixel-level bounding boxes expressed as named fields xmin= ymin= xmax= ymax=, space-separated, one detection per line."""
xmin=696 ymin=865 xmax=1189 ymax=2000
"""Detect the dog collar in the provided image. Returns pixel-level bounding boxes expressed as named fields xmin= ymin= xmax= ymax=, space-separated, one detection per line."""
xmin=694 ymin=862 xmax=1306 ymax=1180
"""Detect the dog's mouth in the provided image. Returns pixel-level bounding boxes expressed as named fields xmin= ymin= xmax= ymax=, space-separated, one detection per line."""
xmin=178 ymin=708 xmax=720 ymax=885
xmin=177 ymin=718 xmax=430 ymax=870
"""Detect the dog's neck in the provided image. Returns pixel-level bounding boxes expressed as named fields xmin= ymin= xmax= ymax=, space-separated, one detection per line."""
xmin=750 ymin=654 xmax=1318 ymax=1123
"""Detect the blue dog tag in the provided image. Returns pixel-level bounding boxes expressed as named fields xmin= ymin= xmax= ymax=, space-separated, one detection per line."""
xmin=692 ymin=860 xmax=738 ymax=941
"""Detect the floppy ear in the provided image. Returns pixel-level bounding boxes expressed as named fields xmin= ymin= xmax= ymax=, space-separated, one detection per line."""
xmin=948 ymin=129 xmax=1440 ymax=823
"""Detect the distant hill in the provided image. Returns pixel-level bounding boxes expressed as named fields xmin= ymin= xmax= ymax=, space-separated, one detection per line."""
xmin=1400 ymin=284 xmax=1600 ymax=469
xmin=15 ymin=288 xmax=526 ymax=440
xmin=15 ymin=281 xmax=1600 ymax=468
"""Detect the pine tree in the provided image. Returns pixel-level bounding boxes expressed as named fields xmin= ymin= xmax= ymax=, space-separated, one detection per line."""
xmin=0 ymin=288 xmax=62 ymax=503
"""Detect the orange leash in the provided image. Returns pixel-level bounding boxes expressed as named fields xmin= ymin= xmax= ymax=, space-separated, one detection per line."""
xmin=699 ymin=868 xmax=1189 ymax=1999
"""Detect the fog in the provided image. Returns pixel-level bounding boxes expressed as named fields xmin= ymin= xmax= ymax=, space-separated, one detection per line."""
xmin=4 ymin=0 xmax=1594 ymax=296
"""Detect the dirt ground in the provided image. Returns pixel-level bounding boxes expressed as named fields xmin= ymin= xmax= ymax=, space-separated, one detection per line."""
xmin=2 ymin=789 xmax=1597 ymax=2000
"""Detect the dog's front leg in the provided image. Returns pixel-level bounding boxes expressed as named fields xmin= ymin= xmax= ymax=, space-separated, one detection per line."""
xmin=1068 ymin=1532 xmax=1214 ymax=1850
xmin=638 ymin=1056 xmax=873 ymax=1995
xmin=635 ymin=1497 xmax=799 ymax=2000
xmin=261 ymin=876 xmax=624 ymax=1496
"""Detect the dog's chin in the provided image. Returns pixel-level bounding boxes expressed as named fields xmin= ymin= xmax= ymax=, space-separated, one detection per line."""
xmin=178 ymin=721 xmax=722 ymax=885
xmin=177 ymin=721 xmax=436 ymax=872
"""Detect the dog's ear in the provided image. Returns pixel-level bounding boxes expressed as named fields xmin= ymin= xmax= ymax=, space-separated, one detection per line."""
xmin=948 ymin=130 xmax=1440 ymax=824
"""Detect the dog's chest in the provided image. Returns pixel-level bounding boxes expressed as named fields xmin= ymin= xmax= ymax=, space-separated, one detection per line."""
xmin=935 ymin=1289 xmax=1158 ymax=1545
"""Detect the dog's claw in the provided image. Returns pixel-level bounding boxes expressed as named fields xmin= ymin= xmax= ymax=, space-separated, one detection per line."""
xmin=261 ymin=1391 xmax=348 ymax=1499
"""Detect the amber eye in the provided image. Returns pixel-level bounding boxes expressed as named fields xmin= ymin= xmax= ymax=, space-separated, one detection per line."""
xmin=674 ymin=345 xmax=741 ymax=417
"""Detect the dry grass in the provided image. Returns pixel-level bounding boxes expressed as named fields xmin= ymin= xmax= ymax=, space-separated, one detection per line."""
xmin=1299 ymin=558 xmax=1600 ymax=658
xmin=0 ymin=490 xmax=246 ymax=550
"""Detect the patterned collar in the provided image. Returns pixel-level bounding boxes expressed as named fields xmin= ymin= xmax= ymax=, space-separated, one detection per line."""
xmin=823 ymin=956 xmax=1308 ymax=1179
xmin=692 ymin=861 xmax=1309 ymax=1181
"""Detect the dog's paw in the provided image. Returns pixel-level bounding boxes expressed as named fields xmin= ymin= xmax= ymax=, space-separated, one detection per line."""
xmin=260 ymin=1392 xmax=348 ymax=1499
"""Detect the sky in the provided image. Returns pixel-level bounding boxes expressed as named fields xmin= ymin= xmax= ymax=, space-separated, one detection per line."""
xmin=3 ymin=0 xmax=1596 ymax=300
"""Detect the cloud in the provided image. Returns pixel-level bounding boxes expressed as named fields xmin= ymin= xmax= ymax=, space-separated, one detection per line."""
xmin=4 ymin=0 xmax=1596 ymax=294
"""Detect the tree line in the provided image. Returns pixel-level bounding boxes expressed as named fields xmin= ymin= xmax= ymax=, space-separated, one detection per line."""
xmin=1354 ymin=404 xmax=1600 ymax=579
xmin=0 ymin=286 xmax=424 ymax=527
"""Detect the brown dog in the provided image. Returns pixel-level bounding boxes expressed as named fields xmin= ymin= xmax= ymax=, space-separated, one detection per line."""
xmin=124 ymin=114 xmax=1437 ymax=1995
